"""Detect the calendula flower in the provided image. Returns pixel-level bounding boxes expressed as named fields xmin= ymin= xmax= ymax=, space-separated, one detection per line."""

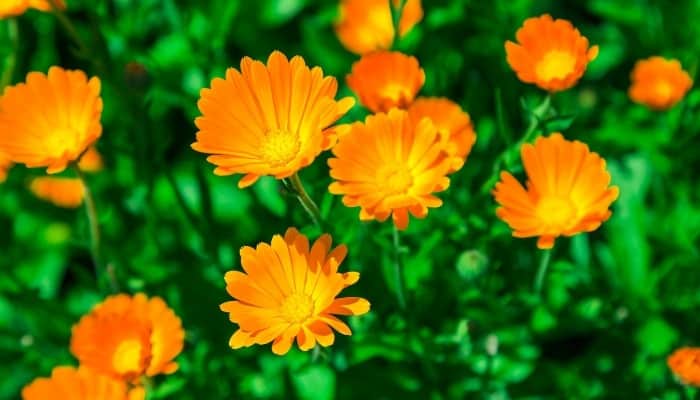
xmin=334 ymin=0 xmax=423 ymax=55
xmin=407 ymin=97 xmax=476 ymax=172
xmin=493 ymin=133 xmax=619 ymax=249
xmin=0 ymin=152 xmax=11 ymax=183
xmin=21 ymin=366 xmax=144 ymax=400
xmin=505 ymin=14 xmax=598 ymax=92
xmin=0 ymin=66 xmax=102 ymax=174
xmin=668 ymin=347 xmax=700 ymax=386
xmin=78 ymin=147 xmax=104 ymax=173
xmin=192 ymin=51 xmax=354 ymax=188
xmin=346 ymin=50 xmax=425 ymax=113
xmin=0 ymin=0 xmax=65 ymax=18
xmin=30 ymin=177 xmax=85 ymax=208
xmin=629 ymin=56 xmax=693 ymax=110
xmin=329 ymin=108 xmax=450 ymax=229
xmin=220 ymin=228 xmax=370 ymax=355
xmin=70 ymin=293 xmax=185 ymax=382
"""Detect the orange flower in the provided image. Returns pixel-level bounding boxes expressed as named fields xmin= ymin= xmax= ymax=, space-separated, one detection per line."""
xmin=505 ymin=14 xmax=598 ymax=92
xmin=346 ymin=50 xmax=424 ymax=113
xmin=0 ymin=152 xmax=11 ymax=183
xmin=329 ymin=108 xmax=450 ymax=229
xmin=220 ymin=228 xmax=370 ymax=355
xmin=30 ymin=177 xmax=85 ymax=208
xmin=0 ymin=0 xmax=65 ymax=18
xmin=629 ymin=56 xmax=693 ymax=110
xmin=192 ymin=51 xmax=354 ymax=188
xmin=668 ymin=347 xmax=700 ymax=386
xmin=21 ymin=366 xmax=144 ymax=400
xmin=334 ymin=0 xmax=423 ymax=55
xmin=78 ymin=147 xmax=104 ymax=173
xmin=70 ymin=293 xmax=185 ymax=382
xmin=407 ymin=97 xmax=476 ymax=172
xmin=0 ymin=67 xmax=102 ymax=174
xmin=493 ymin=133 xmax=619 ymax=249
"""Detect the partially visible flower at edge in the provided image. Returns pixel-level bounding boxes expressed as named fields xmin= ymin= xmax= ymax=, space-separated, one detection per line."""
xmin=21 ymin=366 xmax=144 ymax=400
xmin=668 ymin=347 xmax=700 ymax=387
xmin=0 ymin=0 xmax=65 ymax=19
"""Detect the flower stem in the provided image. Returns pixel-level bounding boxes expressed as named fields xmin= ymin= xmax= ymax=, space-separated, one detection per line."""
xmin=533 ymin=248 xmax=552 ymax=295
xmin=74 ymin=164 xmax=118 ymax=293
xmin=392 ymin=225 xmax=407 ymax=310
xmin=49 ymin=0 xmax=90 ymax=58
xmin=1 ymin=19 xmax=18 ymax=89
xmin=287 ymin=173 xmax=322 ymax=229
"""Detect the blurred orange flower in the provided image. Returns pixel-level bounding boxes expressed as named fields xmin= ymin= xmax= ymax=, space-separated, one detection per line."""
xmin=0 ymin=152 xmax=11 ymax=183
xmin=220 ymin=228 xmax=370 ymax=355
xmin=21 ymin=366 xmax=143 ymax=400
xmin=629 ymin=56 xmax=693 ymax=110
xmin=0 ymin=67 xmax=102 ymax=174
xmin=0 ymin=0 xmax=65 ymax=18
xmin=70 ymin=293 xmax=185 ymax=383
xmin=347 ymin=50 xmax=424 ymax=113
xmin=329 ymin=108 xmax=450 ymax=229
xmin=30 ymin=177 xmax=85 ymax=208
xmin=505 ymin=14 xmax=598 ymax=92
xmin=192 ymin=51 xmax=354 ymax=188
xmin=668 ymin=347 xmax=700 ymax=386
xmin=493 ymin=133 xmax=618 ymax=249
xmin=334 ymin=0 xmax=423 ymax=55
xmin=407 ymin=97 xmax=476 ymax=172
xmin=78 ymin=147 xmax=104 ymax=173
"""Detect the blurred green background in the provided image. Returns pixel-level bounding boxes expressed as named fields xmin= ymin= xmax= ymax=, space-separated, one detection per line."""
xmin=2 ymin=0 xmax=700 ymax=398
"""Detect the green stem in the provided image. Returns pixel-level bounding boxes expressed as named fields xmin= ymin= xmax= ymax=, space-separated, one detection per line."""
xmin=49 ymin=0 xmax=90 ymax=58
xmin=533 ymin=248 xmax=552 ymax=295
xmin=287 ymin=173 xmax=322 ymax=229
xmin=390 ymin=0 xmax=406 ymax=35
xmin=392 ymin=225 xmax=407 ymax=309
xmin=74 ymin=164 xmax=118 ymax=293
xmin=1 ymin=19 xmax=18 ymax=89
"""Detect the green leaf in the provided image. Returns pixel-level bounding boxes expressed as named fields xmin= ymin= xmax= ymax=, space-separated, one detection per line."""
xmin=291 ymin=364 xmax=335 ymax=400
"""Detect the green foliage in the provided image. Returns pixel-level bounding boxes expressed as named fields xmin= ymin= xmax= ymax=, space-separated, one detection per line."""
xmin=2 ymin=0 xmax=700 ymax=399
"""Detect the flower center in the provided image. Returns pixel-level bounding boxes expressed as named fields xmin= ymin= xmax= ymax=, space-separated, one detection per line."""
xmin=45 ymin=127 xmax=79 ymax=158
xmin=535 ymin=196 xmax=577 ymax=230
xmin=536 ymin=51 xmax=577 ymax=81
xmin=655 ymin=80 xmax=673 ymax=101
xmin=112 ymin=339 xmax=144 ymax=375
xmin=279 ymin=293 xmax=314 ymax=323
xmin=260 ymin=129 xmax=301 ymax=167
xmin=377 ymin=166 xmax=413 ymax=195
xmin=380 ymin=83 xmax=412 ymax=108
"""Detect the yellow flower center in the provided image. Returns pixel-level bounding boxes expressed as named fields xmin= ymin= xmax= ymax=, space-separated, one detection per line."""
xmin=377 ymin=166 xmax=414 ymax=195
xmin=536 ymin=51 xmax=577 ymax=81
xmin=535 ymin=196 xmax=577 ymax=230
xmin=279 ymin=293 xmax=315 ymax=323
xmin=655 ymin=80 xmax=673 ymax=101
xmin=112 ymin=339 xmax=143 ymax=375
xmin=380 ymin=83 xmax=412 ymax=107
xmin=45 ymin=127 xmax=79 ymax=158
xmin=260 ymin=129 xmax=301 ymax=167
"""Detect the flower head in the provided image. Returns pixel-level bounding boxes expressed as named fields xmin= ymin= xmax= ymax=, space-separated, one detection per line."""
xmin=192 ymin=51 xmax=354 ymax=188
xmin=21 ymin=366 xmax=142 ymax=400
xmin=629 ymin=56 xmax=693 ymax=110
xmin=407 ymin=97 xmax=476 ymax=172
xmin=220 ymin=228 xmax=370 ymax=355
xmin=493 ymin=133 xmax=618 ymax=249
xmin=329 ymin=108 xmax=450 ymax=229
xmin=30 ymin=177 xmax=85 ymax=208
xmin=0 ymin=0 xmax=65 ymax=18
xmin=70 ymin=293 xmax=185 ymax=382
xmin=334 ymin=0 xmax=423 ymax=55
xmin=505 ymin=14 xmax=598 ymax=92
xmin=668 ymin=347 xmax=700 ymax=386
xmin=0 ymin=66 xmax=102 ymax=174
xmin=346 ymin=50 xmax=425 ymax=113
